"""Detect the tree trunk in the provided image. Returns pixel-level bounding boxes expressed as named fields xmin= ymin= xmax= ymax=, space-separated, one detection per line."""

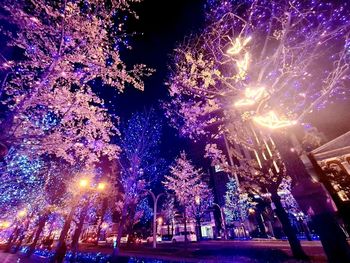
xmin=271 ymin=191 xmax=308 ymax=260
xmin=95 ymin=197 xmax=108 ymax=245
xmin=13 ymin=213 xmax=34 ymax=253
xmin=5 ymin=226 xmax=19 ymax=252
xmin=299 ymin=218 xmax=312 ymax=241
xmin=116 ymin=203 xmax=128 ymax=252
xmin=184 ymin=208 xmax=188 ymax=244
xmin=311 ymin=212 xmax=350 ymax=263
xmin=13 ymin=229 xmax=26 ymax=253
xmin=167 ymin=223 xmax=170 ymax=236
xmin=53 ymin=204 xmax=76 ymax=262
xmin=71 ymin=202 xmax=89 ymax=258
xmin=27 ymin=213 xmax=49 ymax=256
xmin=171 ymin=220 xmax=174 ymax=236
xmin=196 ymin=217 xmax=202 ymax=241
xmin=255 ymin=210 xmax=268 ymax=238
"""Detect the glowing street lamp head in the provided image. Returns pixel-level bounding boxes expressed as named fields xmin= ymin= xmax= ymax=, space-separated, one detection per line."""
xmin=248 ymin=208 xmax=255 ymax=214
xmin=234 ymin=86 xmax=267 ymax=108
xmin=97 ymin=182 xmax=106 ymax=191
xmin=18 ymin=209 xmax=27 ymax=218
xmin=195 ymin=195 xmax=201 ymax=205
xmin=79 ymin=179 xmax=89 ymax=188
xmin=0 ymin=221 xmax=10 ymax=228
xmin=253 ymin=111 xmax=297 ymax=129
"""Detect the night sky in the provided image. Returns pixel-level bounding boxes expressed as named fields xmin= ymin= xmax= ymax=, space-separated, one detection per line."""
xmin=91 ymin=0 xmax=205 ymax=163
xmin=113 ymin=0 xmax=207 ymax=163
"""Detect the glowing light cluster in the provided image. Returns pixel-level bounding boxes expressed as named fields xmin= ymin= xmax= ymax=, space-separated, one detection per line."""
xmin=234 ymin=86 xmax=267 ymax=107
xmin=227 ymin=36 xmax=252 ymax=55
xmin=253 ymin=111 xmax=297 ymax=129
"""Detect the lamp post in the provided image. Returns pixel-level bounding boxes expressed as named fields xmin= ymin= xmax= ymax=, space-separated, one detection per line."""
xmin=146 ymin=190 xmax=164 ymax=249
xmin=212 ymin=203 xmax=227 ymax=240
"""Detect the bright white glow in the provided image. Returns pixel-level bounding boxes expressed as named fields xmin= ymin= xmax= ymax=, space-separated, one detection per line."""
xmin=195 ymin=195 xmax=201 ymax=205
xmin=97 ymin=182 xmax=106 ymax=191
xmin=157 ymin=217 xmax=163 ymax=225
xmin=101 ymin=222 xmax=109 ymax=229
xmin=234 ymin=86 xmax=267 ymax=107
xmin=254 ymin=150 xmax=262 ymax=168
xmin=236 ymin=52 xmax=250 ymax=79
xmin=79 ymin=179 xmax=89 ymax=188
xmin=0 ymin=221 xmax=10 ymax=228
xmin=18 ymin=209 xmax=27 ymax=218
xmin=227 ymin=36 xmax=252 ymax=55
xmin=253 ymin=111 xmax=297 ymax=129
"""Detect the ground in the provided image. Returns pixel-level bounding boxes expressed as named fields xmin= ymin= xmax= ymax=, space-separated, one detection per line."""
xmin=0 ymin=252 xmax=46 ymax=263
xmin=0 ymin=239 xmax=330 ymax=262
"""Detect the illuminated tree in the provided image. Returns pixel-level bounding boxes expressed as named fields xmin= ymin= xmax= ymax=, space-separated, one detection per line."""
xmin=0 ymin=148 xmax=44 ymax=215
xmin=0 ymin=0 xmax=152 ymax=164
xmin=163 ymin=152 xmax=213 ymax=242
xmin=115 ymin=109 xmax=165 ymax=247
xmin=135 ymin=197 xmax=153 ymax=225
xmin=165 ymin=0 xmax=349 ymax=141
xmin=1 ymin=156 xmax=72 ymax=253
xmin=161 ymin=197 xmax=176 ymax=235
xmin=165 ymin=0 xmax=350 ymax=259
xmin=224 ymin=176 xmax=254 ymax=224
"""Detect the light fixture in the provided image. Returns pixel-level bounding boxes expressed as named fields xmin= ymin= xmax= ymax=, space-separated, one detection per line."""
xmin=234 ymin=86 xmax=267 ymax=107
xmin=253 ymin=111 xmax=297 ymax=129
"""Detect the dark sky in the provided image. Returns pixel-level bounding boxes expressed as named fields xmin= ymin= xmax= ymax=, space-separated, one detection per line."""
xmin=113 ymin=0 xmax=207 ymax=162
xmin=115 ymin=0 xmax=204 ymax=114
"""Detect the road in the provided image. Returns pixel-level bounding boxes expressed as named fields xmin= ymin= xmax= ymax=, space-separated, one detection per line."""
xmin=81 ymin=239 xmax=328 ymax=262
xmin=0 ymin=239 xmax=329 ymax=262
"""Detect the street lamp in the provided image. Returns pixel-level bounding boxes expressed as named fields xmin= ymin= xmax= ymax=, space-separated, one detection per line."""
xmin=97 ymin=182 xmax=106 ymax=191
xmin=157 ymin=217 xmax=163 ymax=227
xmin=253 ymin=111 xmax=297 ymax=130
xmin=0 ymin=221 xmax=10 ymax=229
xmin=79 ymin=178 xmax=89 ymax=188
xmin=195 ymin=195 xmax=200 ymax=205
xmin=17 ymin=209 xmax=27 ymax=218
xmin=146 ymin=190 xmax=164 ymax=249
